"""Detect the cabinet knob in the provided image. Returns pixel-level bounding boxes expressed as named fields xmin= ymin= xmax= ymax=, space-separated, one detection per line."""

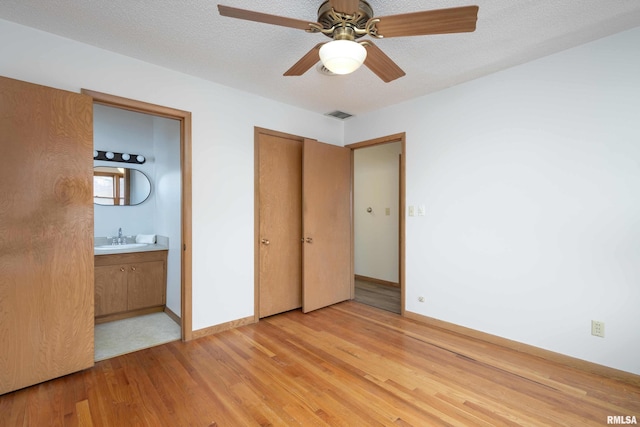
xmin=120 ymin=267 xmax=125 ymax=272
xmin=305 ymin=237 xmax=313 ymax=243
xmin=131 ymin=266 xmax=136 ymax=271
xmin=261 ymin=239 xmax=270 ymax=245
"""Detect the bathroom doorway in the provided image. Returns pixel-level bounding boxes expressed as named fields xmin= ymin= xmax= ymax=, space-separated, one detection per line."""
xmin=347 ymin=134 xmax=405 ymax=315
xmin=83 ymin=89 xmax=193 ymax=359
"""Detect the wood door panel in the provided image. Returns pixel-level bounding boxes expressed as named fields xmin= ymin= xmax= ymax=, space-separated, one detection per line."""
xmin=95 ymin=265 xmax=128 ymax=316
xmin=128 ymin=261 xmax=166 ymax=310
xmin=302 ymin=140 xmax=352 ymax=313
xmin=258 ymin=132 xmax=303 ymax=317
xmin=0 ymin=76 xmax=94 ymax=394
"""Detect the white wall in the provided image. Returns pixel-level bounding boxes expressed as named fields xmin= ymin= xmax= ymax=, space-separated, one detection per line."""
xmin=345 ymin=27 xmax=640 ymax=375
xmin=152 ymin=116 xmax=182 ymax=316
xmin=354 ymin=142 xmax=401 ymax=282
xmin=93 ymin=104 xmax=157 ymax=237
xmin=0 ymin=18 xmax=343 ymax=332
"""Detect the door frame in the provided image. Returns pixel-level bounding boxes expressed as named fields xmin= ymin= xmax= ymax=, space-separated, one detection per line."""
xmin=81 ymin=89 xmax=194 ymax=340
xmin=346 ymin=133 xmax=406 ymax=315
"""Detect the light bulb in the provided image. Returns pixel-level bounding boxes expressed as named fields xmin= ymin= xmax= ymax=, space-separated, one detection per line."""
xmin=105 ymin=151 xmax=115 ymax=159
xmin=136 ymin=155 xmax=145 ymax=163
xmin=121 ymin=153 xmax=130 ymax=161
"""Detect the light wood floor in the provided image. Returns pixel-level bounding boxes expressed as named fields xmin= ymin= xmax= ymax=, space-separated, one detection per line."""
xmin=1 ymin=301 xmax=638 ymax=426
xmin=354 ymin=278 xmax=401 ymax=314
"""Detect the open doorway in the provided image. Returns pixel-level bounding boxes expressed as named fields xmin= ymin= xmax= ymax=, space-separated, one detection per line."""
xmin=348 ymin=134 xmax=405 ymax=315
xmin=83 ymin=89 xmax=193 ymax=359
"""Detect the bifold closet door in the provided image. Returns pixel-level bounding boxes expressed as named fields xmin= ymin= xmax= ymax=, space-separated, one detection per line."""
xmin=0 ymin=76 xmax=94 ymax=394
xmin=302 ymin=139 xmax=352 ymax=313
xmin=257 ymin=131 xmax=352 ymax=317
xmin=257 ymin=132 xmax=303 ymax=318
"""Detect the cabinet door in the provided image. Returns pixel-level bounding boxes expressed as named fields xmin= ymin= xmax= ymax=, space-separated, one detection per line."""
xmin=94 ymin=265 xmax=128 ymax=316
xmin=0 ymin=76 xmax=94 ymax=394
xmin=128 ymin=261 xmax=166 ymax=310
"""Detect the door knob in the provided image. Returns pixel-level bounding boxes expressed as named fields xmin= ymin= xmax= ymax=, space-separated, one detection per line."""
xmin=261 ymin=239 xmax=270 ymax=245
xmin=305 ymin=237 xmax=313 ymax=243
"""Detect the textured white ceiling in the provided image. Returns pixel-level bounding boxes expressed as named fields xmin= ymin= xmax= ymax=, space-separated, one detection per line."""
xmin=1 ymin=1 xmax=639 ymax=116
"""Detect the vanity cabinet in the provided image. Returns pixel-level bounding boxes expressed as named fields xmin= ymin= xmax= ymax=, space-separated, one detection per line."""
xmin=95 ymin=250 xmax=168 ymax=323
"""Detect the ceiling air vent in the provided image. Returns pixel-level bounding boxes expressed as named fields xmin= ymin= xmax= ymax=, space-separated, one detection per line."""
xmin=325 ymin=110 xmax=353 ymax=120
xmin=316 ymin=64 xmax=336 ymax=76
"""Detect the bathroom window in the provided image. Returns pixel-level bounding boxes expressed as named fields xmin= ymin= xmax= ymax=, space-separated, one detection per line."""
xmin=94 ymin=168 xmax=128 ymax=205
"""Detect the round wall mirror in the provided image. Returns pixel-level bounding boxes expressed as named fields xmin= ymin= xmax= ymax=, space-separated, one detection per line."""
xmin=93 ymin=166 xmax=151 ymax=206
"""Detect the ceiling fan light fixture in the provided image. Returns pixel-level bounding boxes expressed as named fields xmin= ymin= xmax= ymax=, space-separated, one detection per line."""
xmin=319 ymin=40 xmax=367 ymax=75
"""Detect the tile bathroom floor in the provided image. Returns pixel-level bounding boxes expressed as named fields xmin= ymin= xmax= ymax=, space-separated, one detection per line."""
xmin=94 ymin=312 xmax=181 ymax=361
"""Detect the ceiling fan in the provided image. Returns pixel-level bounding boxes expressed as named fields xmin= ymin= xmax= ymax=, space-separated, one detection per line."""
xmin=218 ymin=1 xmax=479 ymax=82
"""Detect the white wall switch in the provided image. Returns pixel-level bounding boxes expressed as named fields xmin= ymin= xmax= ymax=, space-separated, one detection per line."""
xmin=385 ymin=207 xmax=390 ymax=216
xmin=418 ymin=205 xmax=426 ymax=216
xmin=408 ymin=206 xmax=415 ymax=216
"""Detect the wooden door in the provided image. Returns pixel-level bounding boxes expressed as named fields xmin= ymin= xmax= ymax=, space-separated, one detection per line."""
xmin=257 ymin=131 xmax=303 ymax=317
xmin=302 ymin=139 xmax=352 ymax=313
xmin=0 ymin=76 xmax=94 ymax=394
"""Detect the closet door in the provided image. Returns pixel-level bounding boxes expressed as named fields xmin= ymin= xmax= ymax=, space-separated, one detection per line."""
xmin=0 ymin=76 xmax=94 ymax=394
xmin=302 ymin=139 xmax=352 ymax=313
xmin=257 ymin=131 xmax=303 ymax=317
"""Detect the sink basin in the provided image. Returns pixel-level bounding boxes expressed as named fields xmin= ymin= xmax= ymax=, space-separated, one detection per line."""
xmin=95 ymin=243 xmax=149 ymax=250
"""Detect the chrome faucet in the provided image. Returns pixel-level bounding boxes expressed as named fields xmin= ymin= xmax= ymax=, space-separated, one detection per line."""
xmin=118 ymin=227 xmax=123 ymax=244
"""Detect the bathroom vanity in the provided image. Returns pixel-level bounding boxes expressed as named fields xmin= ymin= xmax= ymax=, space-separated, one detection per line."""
xmin=94 ymin=245 xmax=168 ymax=324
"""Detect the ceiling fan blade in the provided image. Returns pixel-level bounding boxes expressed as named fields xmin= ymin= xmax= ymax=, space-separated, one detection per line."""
xmin=218 ymin=5 xmax=315 ymax=31
xmin=362 ymin=41 xmax=405 ymax=83
xmin=284 ymin=43 xmax=325 ymax=76
xmin=329 ymin=0 xmax=360 ymax=15
xmin=372 ymin=6 xmax=479 ymax=38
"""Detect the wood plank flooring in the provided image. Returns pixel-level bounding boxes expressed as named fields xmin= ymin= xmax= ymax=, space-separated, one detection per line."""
xmin=354 ymin=279 xmax=401 ymax=314
xmin=1 ymin=301 xmax=638 ymax=426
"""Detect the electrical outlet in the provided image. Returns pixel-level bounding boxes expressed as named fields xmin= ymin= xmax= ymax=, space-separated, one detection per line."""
xmin=418 ymin=296 xmax=425 ymax=302
xmin=591 ymin=320 xmax=605 ymax=338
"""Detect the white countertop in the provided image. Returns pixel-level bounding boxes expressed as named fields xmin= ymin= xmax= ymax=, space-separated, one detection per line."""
xmin=94 ymin=243 xmax=168 ymax=256
xmin=94 ymin=235 xmax=170 ymax=255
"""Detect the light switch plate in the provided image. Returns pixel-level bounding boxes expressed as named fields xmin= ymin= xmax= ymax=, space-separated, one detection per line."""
xmin=408 ymin=206 xmax=415 ymax=216
xmin=418 ymin=205 xmax=426 ymax=216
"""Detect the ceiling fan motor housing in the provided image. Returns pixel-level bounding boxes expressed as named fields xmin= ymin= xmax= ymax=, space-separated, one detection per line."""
xmin=317 ymin=0 xmax=374 ymax=40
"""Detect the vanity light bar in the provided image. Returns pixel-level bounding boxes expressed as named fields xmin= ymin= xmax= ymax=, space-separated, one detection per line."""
xmin=93 ymin=150 xmax=146 ymax=164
